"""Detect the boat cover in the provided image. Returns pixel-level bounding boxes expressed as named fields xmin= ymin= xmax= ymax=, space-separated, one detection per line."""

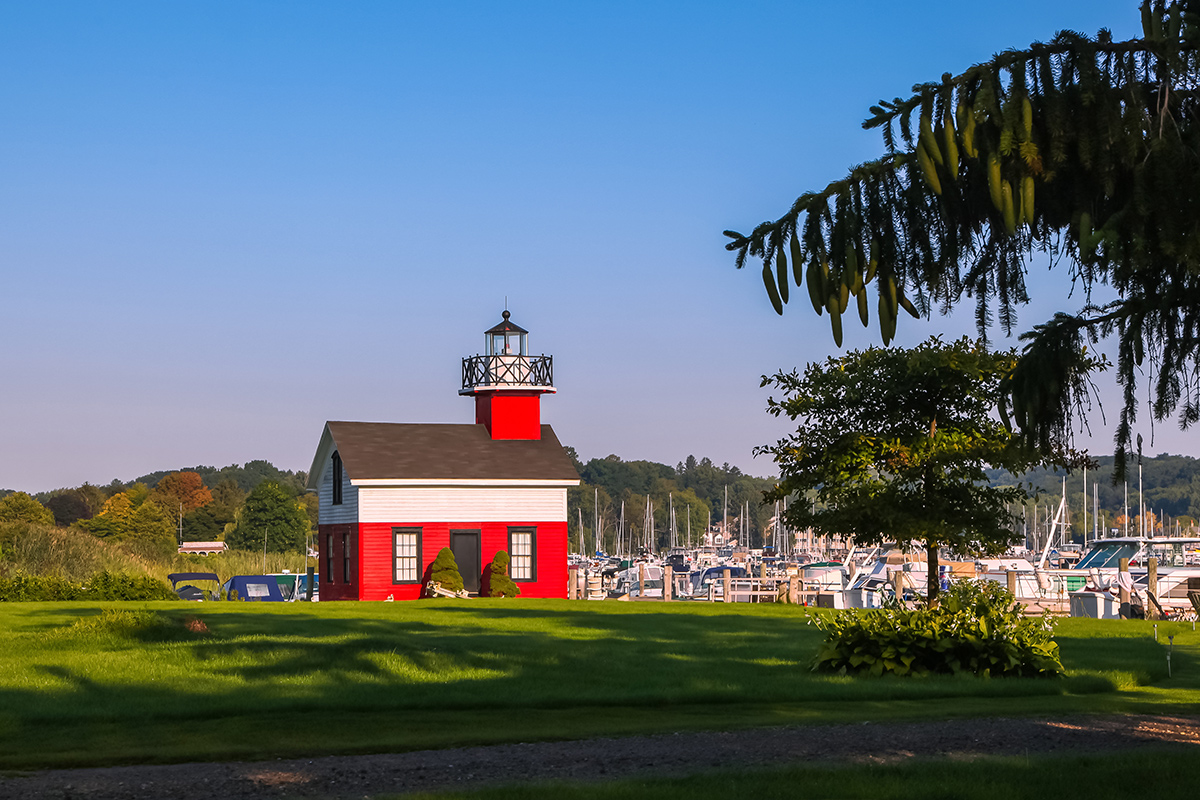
xmin=226 ymin=575 xmax=286 ymax=601
xmin=168 ymin=572 xmax=220 ymax=587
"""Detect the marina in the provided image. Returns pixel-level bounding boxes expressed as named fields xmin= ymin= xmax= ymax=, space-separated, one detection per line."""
xmin=564 ymin=533 xmax=1200 ymax=621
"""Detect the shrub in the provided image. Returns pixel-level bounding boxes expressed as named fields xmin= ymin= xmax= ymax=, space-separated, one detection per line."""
xmin=811 ymin=579 xmax=1062 ymax=678
xmin=426 ymin=547 xmax=464 ymax=593
xmin=481 ymin=550 xmax=520 ymax=598
xmin=0 ymin=571 xmax=177 ymax=602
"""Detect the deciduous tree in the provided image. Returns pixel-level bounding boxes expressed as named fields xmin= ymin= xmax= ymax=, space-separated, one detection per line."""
xmin=0 ymin=492 xmax=54 ymax=526
xmin=151 ymin=472 xmax=212 ymax=514
xmin=760 ymin=337 xmax=1080 ymax=603
xmin=225 ymin=482 xmax=308 ymax=553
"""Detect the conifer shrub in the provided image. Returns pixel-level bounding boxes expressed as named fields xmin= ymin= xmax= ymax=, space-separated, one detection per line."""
xmin=811 ymin=579 xmax=1062 ymax=678
xmin=482 ymin=550 xmax=520 ymax=598
xmin=426 ymin=547 xmax=464 ymax=593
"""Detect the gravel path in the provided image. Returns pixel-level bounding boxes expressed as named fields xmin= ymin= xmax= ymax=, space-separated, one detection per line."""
xmin=2 ymin=714 xmax=1197 ymax=800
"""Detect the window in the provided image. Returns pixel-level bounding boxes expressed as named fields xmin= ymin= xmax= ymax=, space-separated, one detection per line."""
xmin=332 ymin=452 xmax=343 ymax=505
xmin=393 ymin=527 xmax=422 ymax=584
xmin=325 ymin=533 xmax=333 ymax=583
xmin=342 ymin=531 xmax=352 ymax=583
xmin=508 ymin=527 xmax=536 ymax=581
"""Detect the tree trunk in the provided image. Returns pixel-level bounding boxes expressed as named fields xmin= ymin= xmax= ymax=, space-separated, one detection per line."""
xmin=926 ymin=541 xmax=940 ymax=607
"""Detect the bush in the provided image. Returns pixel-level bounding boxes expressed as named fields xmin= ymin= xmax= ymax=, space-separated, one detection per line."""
xmin=426 ymin=547 xmax=464 ymax=593
xmin=0 ymin=571 xmax=177 ymax=602
xmin=481 ymin=551 xmax=520 ymax=598
xmin=812 ymin=579 xmax=1062 ymax=678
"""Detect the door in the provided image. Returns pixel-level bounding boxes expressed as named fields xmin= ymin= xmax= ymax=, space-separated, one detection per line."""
xmin=451 ymin=530 xmax=481 ymax=593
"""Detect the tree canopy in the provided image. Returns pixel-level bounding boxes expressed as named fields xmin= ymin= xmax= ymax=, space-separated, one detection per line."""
xmin=728 ymin=1 xmax=1200 ymax=475
xmin=760 ymin=337 xmax=1071 ymax=602
xmin=226 ymin=482 xmax=309 ymax=553
xmin=0 ymin=492 xmax=54 ymax=526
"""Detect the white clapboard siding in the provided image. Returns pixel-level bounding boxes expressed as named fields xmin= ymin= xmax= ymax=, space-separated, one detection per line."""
xmin=358 ymin=486 xmax=568 ymax=523
xmin=317 ymin=456 xmax=359 ymax=525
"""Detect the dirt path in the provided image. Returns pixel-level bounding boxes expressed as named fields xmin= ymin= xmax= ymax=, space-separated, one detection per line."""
xmin=2 ymin=714 xmax=1197 ymax=800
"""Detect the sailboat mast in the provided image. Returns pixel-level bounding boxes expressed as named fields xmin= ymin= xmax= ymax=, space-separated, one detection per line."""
xmin=723 ymin=485 xmax=728 ymax=543
xmin=1124 ymin=482 xmax=1129 ymax=536
xmin=1082 ymin=465 xmax=1087 ymax=547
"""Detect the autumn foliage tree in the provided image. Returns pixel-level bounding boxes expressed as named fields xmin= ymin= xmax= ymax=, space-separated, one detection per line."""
xmin=729 ymin=1 xmax=1200 ymax=475
xmin=151 ymin=472 xmax=212 ymax=514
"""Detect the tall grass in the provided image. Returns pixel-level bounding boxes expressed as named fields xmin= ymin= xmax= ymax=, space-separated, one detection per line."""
xmin=0 ymin=521 xmax=311 ymax=586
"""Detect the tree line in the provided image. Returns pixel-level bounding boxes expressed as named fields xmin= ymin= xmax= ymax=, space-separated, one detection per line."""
xmin=564 ymin=449 xmax=776 ymax=555
xmin=988 ymin=452 xmax=1200 ymax=539
xmin=0 ymin=461 xmax=314 ymax=559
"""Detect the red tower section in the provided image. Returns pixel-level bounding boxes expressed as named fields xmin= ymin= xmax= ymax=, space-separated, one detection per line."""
xmin=460 ymin=310 xmax=556 ymax=440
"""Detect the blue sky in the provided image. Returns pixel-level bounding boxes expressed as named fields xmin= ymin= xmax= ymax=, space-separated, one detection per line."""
xmin=2 ymin=0 xmax=1176 ymax=492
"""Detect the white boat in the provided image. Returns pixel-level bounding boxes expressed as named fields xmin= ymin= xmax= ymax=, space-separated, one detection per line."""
xmin=611 ymin=564 xmax=664 ymax=598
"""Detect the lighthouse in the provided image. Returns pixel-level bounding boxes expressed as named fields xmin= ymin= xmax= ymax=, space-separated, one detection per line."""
xmin=461 ymin=310 xmax=556 ymax=440
xmin=307 ymin=309 xmax=579 ymax=600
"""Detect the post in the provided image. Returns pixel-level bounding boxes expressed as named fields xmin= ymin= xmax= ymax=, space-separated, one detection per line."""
xmin=789 ymin=574 xmax=799 ymax=605
xmin=568 ymin=567 xmax=577 ymax=600
xmin=305 ymin=566 xmax=315 ymax=601
xmin=1006 ymin=569 xmax=1017 ymax=598
xmin=1147 ymin=556 xmax=1156 ymax=606
xmin=664 ymin=565 xmax=673 ymax=602
xmin=1119 ymin=557 xmax=1131 ymax=617
xmin=639 ymin=562 xmax=646 ymax=597
xmin=722 ymin=567 xmax=731 ymax=604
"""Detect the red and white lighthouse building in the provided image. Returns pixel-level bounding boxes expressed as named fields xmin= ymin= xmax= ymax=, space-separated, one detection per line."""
xmin=308 ymin=311 xmax=579 ymax=601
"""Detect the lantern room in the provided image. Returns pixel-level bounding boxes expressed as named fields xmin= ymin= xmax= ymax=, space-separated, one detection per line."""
xmin=486 ymin=311 xmax=528 ymax=356
xmin=461 ymin=310 xmax=555 ymax=441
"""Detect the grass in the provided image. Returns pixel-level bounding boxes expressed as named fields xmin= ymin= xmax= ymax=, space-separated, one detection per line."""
xmin=0 ymin=600 xmax=1196 ymax=770
xmin=395 ymin=750 xmax=1200 ymax=800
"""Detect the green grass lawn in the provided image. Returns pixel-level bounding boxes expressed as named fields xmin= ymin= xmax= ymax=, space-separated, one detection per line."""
xmin=0 ymin=599 xmax=1197 ymax=769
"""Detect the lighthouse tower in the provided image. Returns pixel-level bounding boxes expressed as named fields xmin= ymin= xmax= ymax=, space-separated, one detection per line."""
xmin=460 ymin=310 xmax=556 ymax=440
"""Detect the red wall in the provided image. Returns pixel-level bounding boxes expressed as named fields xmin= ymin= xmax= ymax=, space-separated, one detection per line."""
xmin=321 ymin=520 xmax=568 ymax=601
xmin=474 ymin=392 xmax=542 ymax=439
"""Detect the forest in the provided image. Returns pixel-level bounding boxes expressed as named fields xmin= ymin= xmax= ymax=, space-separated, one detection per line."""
xmin=989 ymin=452 xmax=1200 ymax=539
xmin=565 ymin=449 xmax=777 ymax=554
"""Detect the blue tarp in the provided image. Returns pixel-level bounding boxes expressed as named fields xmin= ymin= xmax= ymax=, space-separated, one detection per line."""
xmin=224 ymin=575 xmax=286 ymax=602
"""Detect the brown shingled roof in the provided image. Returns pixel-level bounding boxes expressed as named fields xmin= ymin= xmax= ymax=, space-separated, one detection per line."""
xmin=323 ymin=422 xmax=580 ymax=482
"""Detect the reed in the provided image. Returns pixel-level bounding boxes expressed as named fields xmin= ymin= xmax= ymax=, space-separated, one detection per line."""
xmin=0 ymin=521 xmax=311 ymax=586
